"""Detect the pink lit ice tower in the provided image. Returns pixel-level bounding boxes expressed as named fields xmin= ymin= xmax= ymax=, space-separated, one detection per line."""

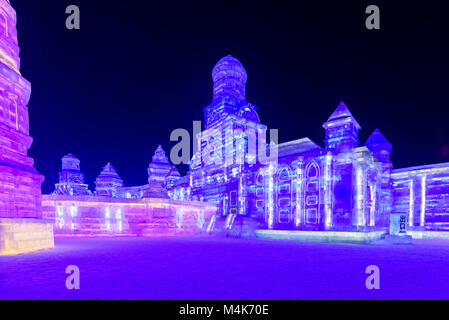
xmin=0 ymin=0 xmax=54 ymax=255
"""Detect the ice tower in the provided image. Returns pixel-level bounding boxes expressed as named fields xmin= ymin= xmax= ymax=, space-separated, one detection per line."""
xmin=53 ymin=154 xmax=91 ymax=196
xmin=142 ymin=145 xmax=174 ymax=199
xmin=323 ymin=101 xmax=361 ymax=152
xmin=191 ymin=55 xmax=267 ymax=217
xmin=204 ymin=55 xmax=261 ymax=128
xmin=366 ymin=129 xmax=393 ymax=227
xmin=321 ymin=102 xmax=361 ymax=229
xmin=0 ymin=0 xmax=54 ymax=255
xmin=95 ymin=163 xmax=124 ymax=197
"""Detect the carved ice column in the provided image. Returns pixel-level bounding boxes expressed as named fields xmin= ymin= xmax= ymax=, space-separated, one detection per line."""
xmin=369 ymin=181 xmax=377 ymax=227
xmin=222 ymin=193 xmax=228 ymax=217
xmin=293 ymin=156 xmax=305 ymax=228
xmin=406 ymin=173 xmax=426 ymax=229
xmin=353 ymin=164 xmax=367 ymax=228
xmin=324 ymin=152 xmax=334 ymax=230
xmin=420 ymin=175 xmax=427 ymax=227
xmin=238 ymin=166 xmax=248 ymax=215
xmin=266 ymin=162 xmax=275 ymax=229
xmin=408 ymin=175 xmax=415 ymax=227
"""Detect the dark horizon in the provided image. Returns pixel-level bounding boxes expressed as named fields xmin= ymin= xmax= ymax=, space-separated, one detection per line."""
xmin=12 ymin=0 xmax=449 ymax=194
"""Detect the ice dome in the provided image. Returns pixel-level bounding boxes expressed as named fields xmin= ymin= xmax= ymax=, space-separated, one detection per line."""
xmin=212 ymin=55 xmax=247 ymax=101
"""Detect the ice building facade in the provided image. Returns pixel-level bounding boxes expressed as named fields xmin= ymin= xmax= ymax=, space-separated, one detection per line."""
xmin=170 ymin=55 xmax=449 ymax=236
xmin=46 ymin=55 xmax=449 ymax=238
xmin=168 ymin=56 xmax=392 ymax=233
xmin=391 ymin=163 xmax=449 ymax=234
xmin=0 ymin=0 xmax=54 ymax=255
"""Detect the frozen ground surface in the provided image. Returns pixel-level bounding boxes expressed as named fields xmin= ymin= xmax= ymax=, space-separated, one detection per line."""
xmin=1 ymin=236 xmax=449 ymax=300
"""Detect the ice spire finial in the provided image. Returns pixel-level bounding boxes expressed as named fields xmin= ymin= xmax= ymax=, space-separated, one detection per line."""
xmin=323 ymin=101 xmax=361 ymax=151
xmin=152 ymin=145 xmax=169 ymax=163
xmin=366 ymin=128 xmax=392 ymax=163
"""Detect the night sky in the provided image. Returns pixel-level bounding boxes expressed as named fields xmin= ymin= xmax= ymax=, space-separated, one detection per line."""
xmin=12 ymin=0 xmax=449 ymax=194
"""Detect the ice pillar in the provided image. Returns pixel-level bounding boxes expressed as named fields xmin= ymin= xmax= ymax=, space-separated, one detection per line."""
xmin=266 ymin=162 xmax=275 ymax=229
xmin=293 ymin=156 xmax=305 ymax=227
xmin=369 ymin=182 xmax=377 ymax=227
xmin=238 ymin=166 xmax=248 ymax=215
xmin=420 ymin=175 xmax=426 ymax=227
xmin=324 ymin=152 xmax=333 ymax=230
xmin=353 ymin=165 xmax=367 ymax=228
xmin=409 ymin=177 xmax=415 ymax=227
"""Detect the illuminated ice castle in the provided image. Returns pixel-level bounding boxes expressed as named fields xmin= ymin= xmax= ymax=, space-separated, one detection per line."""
xmin=47 ymin=55 xmax=449 ymax=238
xmin=2 ymin=1 xmax=447 ymax=251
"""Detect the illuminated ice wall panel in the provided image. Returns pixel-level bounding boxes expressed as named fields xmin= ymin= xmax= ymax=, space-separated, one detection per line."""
xmin=42 ymin=195 xmax=217 ymax=237
xmin=0 ymin=218 xmax=54 ymax=255
xmin=116 ymin=184 xmax=149 ymax=199
xmin=392 ymin=163 xmax=449 ymax=231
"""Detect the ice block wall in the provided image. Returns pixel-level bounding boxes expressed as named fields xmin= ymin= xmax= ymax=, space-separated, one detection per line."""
xmin=42 ymin=195 xmax=217 ymax=237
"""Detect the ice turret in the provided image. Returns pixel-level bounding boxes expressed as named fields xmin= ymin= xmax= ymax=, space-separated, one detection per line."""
xmin=95 ymin=163 xmax=124 ymax=197
xmin=323 ymin=101 xmax=361 ymax=152
xmin=53 ymin=154 xmax=90 ymax=196
xmin=204 ymin=55 xmax=260 ymax=128
xmin=166 ymin=167 xmax=181 ymax=190
xmin=147 ymin=145 xmax=173 ymax=186
xmin=365 ymin=128 xmax=392 ymax=163
xmin=143 ymin=145 xmax=173 ymax=199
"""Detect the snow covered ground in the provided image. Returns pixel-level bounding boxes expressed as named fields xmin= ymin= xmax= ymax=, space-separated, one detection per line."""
xmin=1 ymin=236 xmax=449 ymax=300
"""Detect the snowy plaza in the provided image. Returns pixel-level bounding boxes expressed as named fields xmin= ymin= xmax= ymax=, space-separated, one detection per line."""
xmin=1 ymin=236 xmax=449 ymax=300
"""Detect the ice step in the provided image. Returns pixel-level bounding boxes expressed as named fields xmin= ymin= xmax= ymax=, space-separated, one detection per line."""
xmin=207 ymin=215 xmax=262 ymax=238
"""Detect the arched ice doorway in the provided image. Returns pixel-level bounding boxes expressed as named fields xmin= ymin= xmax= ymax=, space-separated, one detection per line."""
xmin=276 ymin=165 xmax=293 ymax=224
xmin=305 ymin=161 xmax=320 ymax=226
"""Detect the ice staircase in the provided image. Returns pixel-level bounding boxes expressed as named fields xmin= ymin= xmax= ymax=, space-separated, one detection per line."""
xmin=207 ymin=214 xmax=262 ymax=238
